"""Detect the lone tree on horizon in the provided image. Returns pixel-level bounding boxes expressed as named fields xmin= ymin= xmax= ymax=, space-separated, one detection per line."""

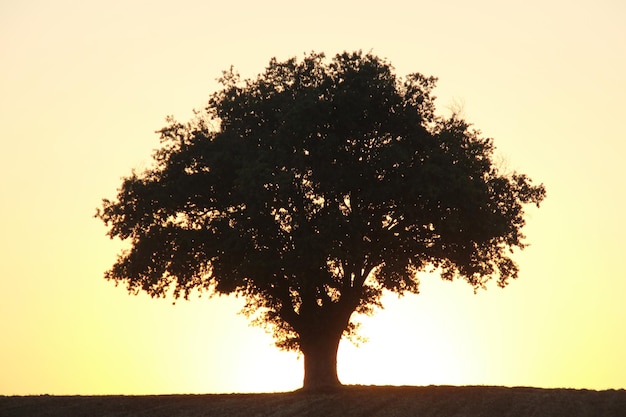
xmin=97 ymin=51 xmax=545 ymax=391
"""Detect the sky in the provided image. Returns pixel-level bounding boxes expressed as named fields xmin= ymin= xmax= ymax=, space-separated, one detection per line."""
xmin=1 ymin=0 xmax=625 ymax=395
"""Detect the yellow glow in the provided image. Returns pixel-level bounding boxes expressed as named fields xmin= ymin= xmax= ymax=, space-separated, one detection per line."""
xmin=1 ymin=0 xmax=625 ymax=395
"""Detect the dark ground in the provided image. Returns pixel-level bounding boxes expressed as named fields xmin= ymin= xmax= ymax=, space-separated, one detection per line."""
xmin=2 ymin=385 xmax=625 ymax=417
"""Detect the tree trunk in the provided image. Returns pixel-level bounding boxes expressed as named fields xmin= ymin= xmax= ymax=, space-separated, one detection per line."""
xmin=300 ymin=330 xmax=342 ymax=391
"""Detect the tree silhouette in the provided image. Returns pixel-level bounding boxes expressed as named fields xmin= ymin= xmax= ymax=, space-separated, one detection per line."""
xmin=96 ymin=51 xmax=546 ymax=391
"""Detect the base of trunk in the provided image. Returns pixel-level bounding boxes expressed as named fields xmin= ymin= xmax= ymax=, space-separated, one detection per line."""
xmin=301 ymin=333 xmax=342 ymax=392
xmin=296 ymin=383 xmax=343 ymax=394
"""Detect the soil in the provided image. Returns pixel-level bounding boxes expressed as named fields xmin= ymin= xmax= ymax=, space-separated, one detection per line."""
xmin=1 ymin=385 xmax=625 ymax=417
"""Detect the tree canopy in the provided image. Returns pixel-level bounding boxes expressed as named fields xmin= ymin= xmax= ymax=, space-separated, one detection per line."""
xmin=97 ymin=51 xmax=546 ymax=390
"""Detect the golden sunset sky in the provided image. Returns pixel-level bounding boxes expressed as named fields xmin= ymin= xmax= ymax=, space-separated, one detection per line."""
xmin=1 ymin=0 xmax=625 ymax=395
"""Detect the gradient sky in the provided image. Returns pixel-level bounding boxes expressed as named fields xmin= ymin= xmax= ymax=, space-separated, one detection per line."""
xmin=1 ymin=0 xmax=625 ymax=395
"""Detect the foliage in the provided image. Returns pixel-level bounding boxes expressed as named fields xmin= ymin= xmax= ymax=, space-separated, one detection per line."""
xmin=97 ymin=51 xmax=545 ymax=352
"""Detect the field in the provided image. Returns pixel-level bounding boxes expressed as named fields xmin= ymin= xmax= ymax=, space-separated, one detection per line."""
xmin=2 ymin=385 xmax=625 ymax=417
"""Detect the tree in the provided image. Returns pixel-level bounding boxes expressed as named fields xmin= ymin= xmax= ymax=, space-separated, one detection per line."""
xmin=96 ymin=51 xmax=546 ymax=391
